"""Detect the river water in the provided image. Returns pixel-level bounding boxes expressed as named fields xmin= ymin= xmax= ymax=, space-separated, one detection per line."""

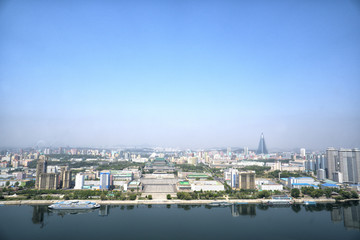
xmin=0 ymin=202 xmax=359 ymax=240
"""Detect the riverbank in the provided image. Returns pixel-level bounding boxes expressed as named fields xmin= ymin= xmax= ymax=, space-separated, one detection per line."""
xmin=1 ymin=197 xmax=352 ymax=205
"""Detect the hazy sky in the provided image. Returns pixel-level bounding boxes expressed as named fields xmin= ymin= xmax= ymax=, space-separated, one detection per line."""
xmin=1 ymin=0 xmax=359 ymax=150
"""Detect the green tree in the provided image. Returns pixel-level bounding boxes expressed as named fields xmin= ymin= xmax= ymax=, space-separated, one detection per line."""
xmin=351 ymin=191 xmax=359 ymax=199
xmin=148 ymin=195 xmax=152 ymax=200
xmin=324 ymin=188 xmax=332 ymax=198
xmin=339 ymin=190 xmax=352 ymax=199
xmin=291 ymin=188 xmax=300 ymax=198
xmin=257 ymin=190 xmax=270 ymax=199
xmin=100 ymin=193 xmax=107 ymax=200
xmin=129 ymin=194 xmax=137 ymax=200
xmin=14 ymin=182 xmax=19 ymax=187
xmin=167 ymin=194 xmax=172 ymax=200
xmin=310 ymin=189 xmax=323 ymax=198
xmin=5 ymin=181 xmax=10 ymax=187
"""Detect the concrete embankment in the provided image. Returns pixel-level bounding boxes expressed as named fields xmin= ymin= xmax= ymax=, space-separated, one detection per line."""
xmin=1 ymin=199 xmax=260 ymax=205
xmin=293 ymin=198 xmax=336 ymax=204
xmin=1 ymin=198 xmax=350 ymax=205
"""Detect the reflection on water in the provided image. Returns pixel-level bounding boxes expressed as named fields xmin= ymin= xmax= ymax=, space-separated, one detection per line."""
xmin=329 ymin=202 xmax=360 ymax=230
xmin=99 ymin=205 xmax=109 ymax=216
xmin=31 ymin=202 xmax=360 ymax=230
xmin=51 ymin=208 xmax=96 ymax=217
xmin=32 ymin=205 xmax=47 ymax=228
xmin=231 ymin=204 xmax=256 ymax=217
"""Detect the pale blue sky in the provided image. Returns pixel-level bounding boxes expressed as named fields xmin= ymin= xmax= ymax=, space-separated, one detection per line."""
xmin=0 ymin=0 xmax=359 ymax=150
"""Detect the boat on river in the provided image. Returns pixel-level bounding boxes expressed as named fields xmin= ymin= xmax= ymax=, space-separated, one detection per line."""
xmin=303 ymin=201 xmax=316 ymax=205
xmin=48 ymin=201 xmax=100 ymax=210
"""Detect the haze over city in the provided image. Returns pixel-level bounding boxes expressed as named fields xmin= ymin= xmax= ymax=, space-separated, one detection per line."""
xmin=1 ymin=0 xmax=359 ymax=150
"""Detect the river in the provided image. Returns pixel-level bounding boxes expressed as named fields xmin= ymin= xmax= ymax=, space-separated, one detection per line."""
xmin=0 ymin=202 xmax=359 ymax=240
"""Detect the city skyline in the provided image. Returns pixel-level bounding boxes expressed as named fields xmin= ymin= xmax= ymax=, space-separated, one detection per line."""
xmin=1 ymin=1 xmax=359 ymax=149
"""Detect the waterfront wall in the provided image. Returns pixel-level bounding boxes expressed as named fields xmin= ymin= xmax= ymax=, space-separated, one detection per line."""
xmin=1 ymin=198 xmax=346 ymax=205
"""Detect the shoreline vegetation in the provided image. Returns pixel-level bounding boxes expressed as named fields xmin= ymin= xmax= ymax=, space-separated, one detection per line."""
xmin=2 ymin=198 xmax=359 ymax=206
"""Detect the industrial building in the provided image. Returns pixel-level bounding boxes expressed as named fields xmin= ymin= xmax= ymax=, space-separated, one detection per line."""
xmin=287 ymin=177 xmax=320 ymax=189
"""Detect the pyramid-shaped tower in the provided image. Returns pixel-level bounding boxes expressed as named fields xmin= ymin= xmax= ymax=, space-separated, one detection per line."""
xmin=257 ymin=133 xmax=268 ymax=154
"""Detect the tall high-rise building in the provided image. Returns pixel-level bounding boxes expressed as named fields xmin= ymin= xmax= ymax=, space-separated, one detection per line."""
xmin=60 ymin=166 xmax=71 ymax=189
xmin=305 ymin=159 xmax=315 ymax=172
xmin=315 ymin=154 xmax=326 ymax=170
xmin=325 ymin=147 xmax=339 ymax=180
xmin=238 ymin=171 xmax=256 ymax=189
xmin=243 ymin=147 xmax=249 ymax=156
xmin=300 ymin=148 xmax=306 ymax=158
xmin=35 ymin=159 xmax=47 ymax=189
xmin=38 ymin=173 xmax=59 ymax=190
xmin=74 ymin=173 xmax=84 ymax=190
xmin=333 ymin=171 xmax=343 ymax=183
xmin=326 ymin=148 xmax=360 ymax=184
xmin=230 ymin=169 xmax=239 ymax=188
xmin=100 ymin=171 xmax=111 ymax=190
xmin=35 ymin=158 xmax=68 ymax=190
xmin=256 ymin=133 xmax=268 ymax=154
xmin=339 ymin=148 xmax=360 ymax=183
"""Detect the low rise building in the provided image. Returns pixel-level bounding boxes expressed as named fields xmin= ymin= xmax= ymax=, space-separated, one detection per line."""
xmin=321 ymin=183 xmax=340 ymax=189
xmin=187 ymin=174 xmax=210 ymax=180
xmin=287 ymin=177 xmax=320 ymax=189
xmin=127 ymin=180 xmax=141 ymax=191
xmin=177 ymin=181 xmax=191 ymax=191
xmin=291 ymin=183 xmax=319 ymax=189
xmin=191 ymin=181 xmax=224 ymax=192
xmin=256 ymin=178 xmax=283 ymax=191
xmin=260 ymin=184 xmax=283 ymax=191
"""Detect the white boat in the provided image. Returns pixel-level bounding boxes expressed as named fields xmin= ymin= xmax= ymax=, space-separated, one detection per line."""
xmin=48 ymin=200 xmax=100 ymax=210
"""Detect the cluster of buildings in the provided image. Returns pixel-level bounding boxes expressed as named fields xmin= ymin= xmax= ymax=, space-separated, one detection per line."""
xmin=1 ymin=134 xmax=359 ymax=195
xmin=176 ymin=173 xmax=224 ymax=192
xmin=224 ymin=169 xmax=256 ymax=190
xmin=0 ymin=152 xmax=38 ymax=168
xmin=74 ymin=168 xmax=142 ymax=191
xmin=35 ymin=157 xmax=71 ymax=190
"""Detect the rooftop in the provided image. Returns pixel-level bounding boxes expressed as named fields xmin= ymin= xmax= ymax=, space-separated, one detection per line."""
xmin=192 ymin=181 xmax=222 ymax=186
xmin=179 ymin=181 xmax=190 ymax=185
xmin=187 ymin=174 xmax=209 ymax=178
xmin=321 ymin=183 xmax=338 ymax=187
